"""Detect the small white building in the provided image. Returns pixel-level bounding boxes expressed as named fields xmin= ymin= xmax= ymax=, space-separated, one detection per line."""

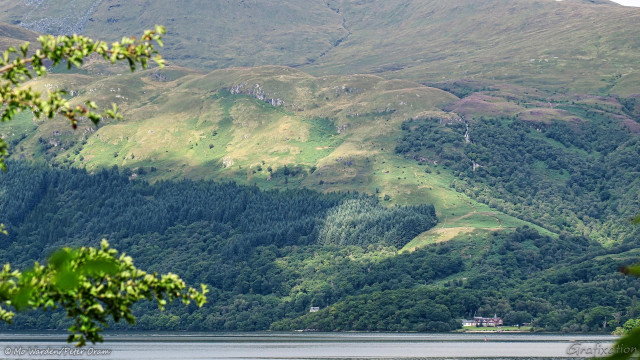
xmin=310 ymin=307 xmax=320 ymax=312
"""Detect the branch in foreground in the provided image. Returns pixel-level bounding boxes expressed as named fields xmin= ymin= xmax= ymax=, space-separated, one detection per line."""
xmin=0 ymin=25 xmax=166 ymax=170
xmin=0 ymin=240 xmax=208 ymax=347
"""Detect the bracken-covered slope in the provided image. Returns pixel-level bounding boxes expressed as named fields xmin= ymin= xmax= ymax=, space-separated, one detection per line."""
xmin=0 ymin=0 xmax=639 ymax=93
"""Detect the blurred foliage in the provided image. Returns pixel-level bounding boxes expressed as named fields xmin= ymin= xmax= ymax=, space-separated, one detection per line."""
xmin=0 ymin=26 xmax=211 ymax=348
xmin=0 ymin=240 xmax=207 ymax=347
xmin=606 ymin=216 xmax=640 ymax=359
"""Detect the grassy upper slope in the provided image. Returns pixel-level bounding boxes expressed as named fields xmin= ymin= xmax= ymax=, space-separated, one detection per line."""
xmin=0 ymin=0 xmax=638 ymax=93
xmin=0 ymin=0 xmax=346 ymax=70
xmin=1 ymin=64 xmax=552 ymax=244
xmin=304 ymin=0 xmax=640 ymax=94
xmin=6 ymin=62 xmax=637 ymax=242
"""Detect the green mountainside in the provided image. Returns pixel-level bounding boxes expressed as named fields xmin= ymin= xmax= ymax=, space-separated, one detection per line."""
xmin=0 ymin=0 xmax=639 ymax=334
xmin=2 ymin=64 xmax=637 ymax=242
xmin=303 ymin=0 xmax=640 ymax=94
xmin=1 ymin=65 xmax=554 ymax=241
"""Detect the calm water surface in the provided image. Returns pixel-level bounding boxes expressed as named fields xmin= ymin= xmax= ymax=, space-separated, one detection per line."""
xmin=0 ymin=332 xmax=620 ymax=360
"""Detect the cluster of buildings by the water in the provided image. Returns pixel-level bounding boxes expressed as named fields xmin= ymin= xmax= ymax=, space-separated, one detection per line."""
xmin=461 ymin=315 xmax=504 ymax=327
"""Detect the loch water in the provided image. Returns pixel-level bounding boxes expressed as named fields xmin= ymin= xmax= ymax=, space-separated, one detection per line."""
xmin=0 ymin=332 xmax=619 ymax=360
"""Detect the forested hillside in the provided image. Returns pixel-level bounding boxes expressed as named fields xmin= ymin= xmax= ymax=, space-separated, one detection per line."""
xmin=0 ymin=163 xmax=639 ymax=333
xmin=0 ymin=162 xmax=436 ymax=267
xmin=396 ymin=111 xmax=640 ymax=242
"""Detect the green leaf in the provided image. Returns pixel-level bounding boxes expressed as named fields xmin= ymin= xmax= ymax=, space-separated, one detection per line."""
xmin=11 ymin=285 xmax=33 ymax=311
xmin=54 ymin=269 xmax=79 ymax=291
xmin=620 ymin=264 xmax=640 ymax=277
xmin=79 ymin=258 xmax=119 ymax=276
xmin=49 ymin=249 xmax=73 ymax=270
xmin=19 ymin=43 xmax=29 ymax=57
xmin=605 ymin=325 xmax=640 ymax=360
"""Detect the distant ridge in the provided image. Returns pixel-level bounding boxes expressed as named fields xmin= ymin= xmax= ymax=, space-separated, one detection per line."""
xmin=0 ymin=0 xmax=639 ymax=93
xmin=0 ymin=22 xmax=38 ymax=49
